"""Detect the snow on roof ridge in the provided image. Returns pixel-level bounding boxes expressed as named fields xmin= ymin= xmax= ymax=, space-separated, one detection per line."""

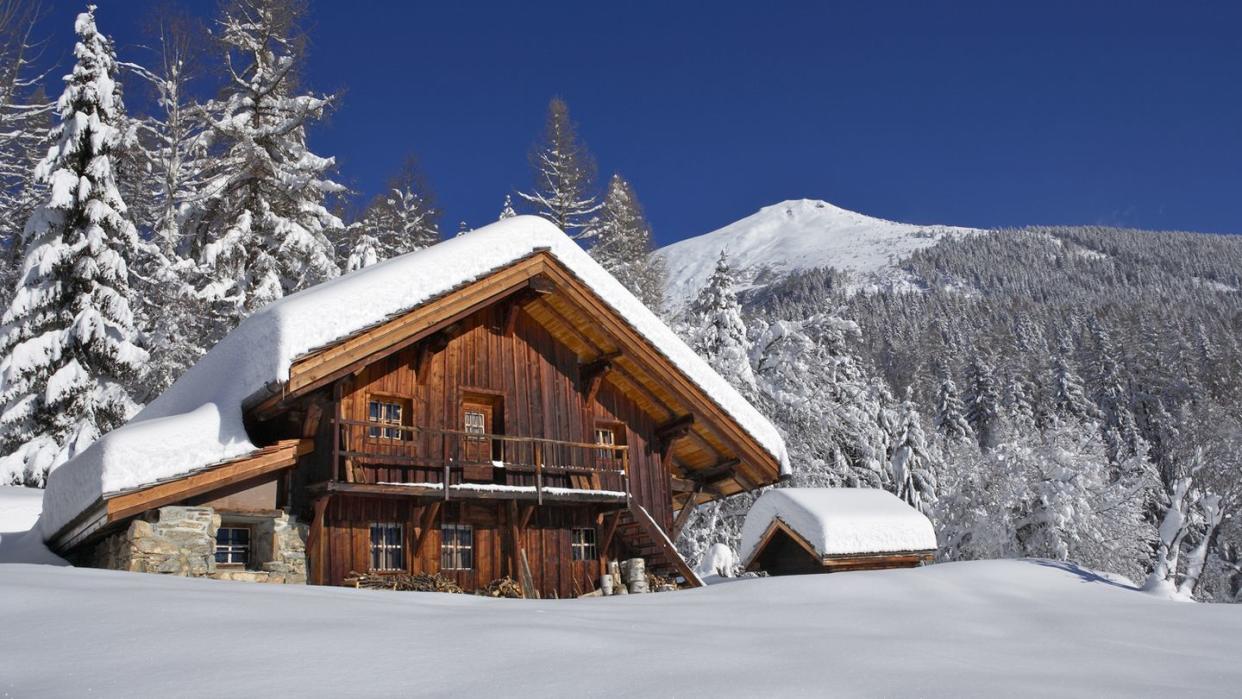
xmin=40 ymin=216 xmax=790 ymax=541
xmin=739 ymin=488 xmax=937 ymax=564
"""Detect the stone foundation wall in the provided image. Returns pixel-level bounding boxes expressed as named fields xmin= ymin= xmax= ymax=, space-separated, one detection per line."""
xmin=90 ymin=506 xmax=307 ymax=585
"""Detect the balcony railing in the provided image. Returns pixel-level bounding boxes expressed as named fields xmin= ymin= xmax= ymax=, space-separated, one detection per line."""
xmin=331 ymin=418 xmax=630 ymax=503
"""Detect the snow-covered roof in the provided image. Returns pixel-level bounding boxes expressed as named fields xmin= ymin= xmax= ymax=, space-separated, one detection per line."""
xmin=739 ymin=488 xmax=936 ymax=564
xmin=41 ymin=216 xmax=790 ymax=540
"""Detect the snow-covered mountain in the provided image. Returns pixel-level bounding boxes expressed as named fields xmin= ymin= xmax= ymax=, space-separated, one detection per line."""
xmin=656 ymin=199 xmax=979 ymax=309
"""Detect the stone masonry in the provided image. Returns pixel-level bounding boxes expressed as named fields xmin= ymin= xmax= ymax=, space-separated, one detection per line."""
xmin=91 ymin=506 xmax=307 ymax=584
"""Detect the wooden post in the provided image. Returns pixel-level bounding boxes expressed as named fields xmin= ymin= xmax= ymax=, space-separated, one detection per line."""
xmin=331 ymin=385 xmax=341 ymax=483
xmin=622 ymin=448 xmax=630 ymax=506
xmin=534 ymin=442 xmax=543 ymax=506
xmin=309 ymin=495 xmax=331 ymax=585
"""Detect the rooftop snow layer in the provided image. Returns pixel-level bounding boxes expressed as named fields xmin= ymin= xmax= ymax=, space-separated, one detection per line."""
xmin=739 ymin=488 xmax=937 ymax=563
xmin=40 ymin=216 xmax=790 ymax=539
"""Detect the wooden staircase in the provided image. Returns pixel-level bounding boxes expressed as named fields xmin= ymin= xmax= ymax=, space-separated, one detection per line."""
xmin=614 ymin=503 xmax=703 ymax=588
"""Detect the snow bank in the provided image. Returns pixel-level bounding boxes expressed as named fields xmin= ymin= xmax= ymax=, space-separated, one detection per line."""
xmin=41 ymin=216 xmax=790 ymax=539
xmin=2 ymin=560 xmax=1240 ymax=696
xmin=739 ymin=488 xmax=936 ymax=564
xmin=0 ymin=487 xmax=65 ymax=565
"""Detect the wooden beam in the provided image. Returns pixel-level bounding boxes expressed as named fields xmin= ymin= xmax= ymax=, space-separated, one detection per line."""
xmin=527 ymin=297 xmax=605 ymax=357
xmin=301 ymin=400 xmax=326 ymax=438
xmin=518 ymin=504 xmax=535 ymax=530
xmin=656 ymin=414 xmax=695 ymax=444
xmin=579 ymin=353 xmax=617 ymax=405
xmin=309 ymin=495 xmax=331 ymax=585
xmin=104 ymin=439 xmax=312 ymax=523
xmin=413 ymin=501 xmax=442 ymax=556
xmin=528 ymin=274 xmax=555 ymax=295
xmin=670 ymin=494 xmax=698 ymax=541
xmin=598 ymin=510 xmax=622 ymax=557
xmin=686 ymin=459 xmax=741 ymax=485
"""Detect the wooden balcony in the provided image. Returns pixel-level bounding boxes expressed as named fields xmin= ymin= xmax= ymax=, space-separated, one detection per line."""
xmin=325 ymin=419 xmax=631 ymax=505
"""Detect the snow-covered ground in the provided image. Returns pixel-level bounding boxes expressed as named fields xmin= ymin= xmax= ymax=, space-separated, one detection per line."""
xmin=1 ymin=558 xmax=1240 ymax=696
xmin=656 ymin=199 xmax=979 ymax=309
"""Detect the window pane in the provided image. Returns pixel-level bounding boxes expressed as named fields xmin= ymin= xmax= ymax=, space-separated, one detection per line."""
xmin=369 ymin=401 xmax=381 ymax=421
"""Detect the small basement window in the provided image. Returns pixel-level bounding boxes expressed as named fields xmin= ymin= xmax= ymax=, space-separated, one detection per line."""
xmin=370 ymin=522 xmax=405 ymax=572
xmin=215 ymin=527 xmax=250 ymax=566
xmin=571 ymin=527 xmax=597 ymax=561
xmin=441 ymin=524 xmax=474 ymax=570
xmin=368 ymin=399 xmax=406 ymax=440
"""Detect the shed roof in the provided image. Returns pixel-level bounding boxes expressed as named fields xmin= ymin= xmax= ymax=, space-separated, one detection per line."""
xmin=739 ymin=488 xmax=937 ymax=566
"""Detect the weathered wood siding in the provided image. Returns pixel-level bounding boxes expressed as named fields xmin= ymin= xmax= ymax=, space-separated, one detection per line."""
xmin=336 ymin=304 xmax=672 ymax=527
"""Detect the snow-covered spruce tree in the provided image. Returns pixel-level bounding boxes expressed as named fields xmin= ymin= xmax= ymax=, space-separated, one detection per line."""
xmin=497 ymin=194 xmax=516 ymax=220
xmin=349 ymin=156 xmax=440 ymax=270
xmin=686 ymin=251 xmax=755 ymax=394
xmin=185 ymin=0 xmax=341 ymax=339
xmin=0 ymin=6 xmax=147 ymax=486
xmin=890 ymin=387 xmax=935 ymax=512
xmin=1049 ymin=352 xmax=1097 ymax=426
xmin=518 ymin=97 xmax=599 ymax=238
xmin=589 ymin=174 xmax=665 ymax=312
xmin=933 ymin=371 xmax=974 ymax=443
xmin=964 ymin=353 xmax=1003 ymax=449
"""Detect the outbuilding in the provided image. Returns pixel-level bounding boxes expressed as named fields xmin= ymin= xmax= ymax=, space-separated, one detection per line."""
xmin=740 ymin=488 xmax=936 ymax=575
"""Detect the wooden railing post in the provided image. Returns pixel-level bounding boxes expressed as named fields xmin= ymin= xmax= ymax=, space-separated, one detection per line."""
xmin=622 ymin=447 xmax=631 ymax=506
xmin=534 ymin=441 xmax=543 ymax=506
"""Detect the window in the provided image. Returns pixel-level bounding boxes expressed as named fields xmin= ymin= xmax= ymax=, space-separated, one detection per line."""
xmin=461 ymin=401 xmax=494 ymax=464
xmin=594 ymin=428 xmax=616 ymax=460
xmin=440 ymin=524 xmax=474 ymax=570
xmin=215 ymin=527 xmax=250 ymax=566
xmin=571 ymin=527 xmax=597 ymax=561
xmin=368 ymin=399 xmax=404 ymax=440
xmin=369 ymin=523 xmax=405 ymax=571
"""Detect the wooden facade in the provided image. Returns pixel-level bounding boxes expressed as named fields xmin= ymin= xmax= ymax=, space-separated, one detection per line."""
xmin=56 ymin=250 xmax=786 ymax=598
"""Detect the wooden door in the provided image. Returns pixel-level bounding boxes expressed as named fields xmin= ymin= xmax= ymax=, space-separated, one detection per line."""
xmin=461 ymin=403 xmax=494 ymax=477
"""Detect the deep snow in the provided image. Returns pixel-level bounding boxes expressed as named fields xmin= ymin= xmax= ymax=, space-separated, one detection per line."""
xmin=40 ymin=216 xmax=790 ymax=541
xmin=2 ymin=560 xmax=1241 ymax=697
xmin=655 ymin=199 xmax=979 ymax=308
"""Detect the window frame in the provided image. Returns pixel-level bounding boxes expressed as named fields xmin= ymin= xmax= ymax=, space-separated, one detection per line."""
xmin=215 ymin=526 xmax=251 ymax=567
xmin=369 ymin=522 xmax=406 ymax=572
xmin=367 ymin=397 xmax=409 ymax=441
xmin=440 ymin=523 xmax=474 ymax=571
xmin=571 ymin=527 xmax=597 ymax=562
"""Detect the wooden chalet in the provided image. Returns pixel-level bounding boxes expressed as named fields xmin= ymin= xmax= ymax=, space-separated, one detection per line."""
xmin=43 ymin=218 xmax=790 ymax=598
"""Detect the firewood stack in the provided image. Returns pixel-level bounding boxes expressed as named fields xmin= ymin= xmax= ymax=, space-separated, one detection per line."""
xmin=343 ymin=571 xmax=465 ymax=593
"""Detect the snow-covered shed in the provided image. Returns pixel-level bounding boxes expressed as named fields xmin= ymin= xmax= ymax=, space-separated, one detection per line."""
xmin=740 ymin=488 xmax=936 ymax=575
xmin=40 ymin=216 xmax=791 ymax=596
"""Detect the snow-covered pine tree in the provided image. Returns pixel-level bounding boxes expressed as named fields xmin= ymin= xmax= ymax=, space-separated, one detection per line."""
xmin=1050 ymin=352 xmax=1097 ymax=425
xmin=589 ymin=174 xmax=665 ymax=312
xmin=0 ymin=6 xmax=147 ymax=485
xmin=185 ymin=0 xmax=342 ymax=339
xmin=350 ymin=156 xmax=440 ymax=269
xmin=518 ymin=97 xmax=599 ymax=238
xmin=497 ymin=194 xmax=516 ymax=220
xmin=687 ymin=251 xmax=755 ymax=393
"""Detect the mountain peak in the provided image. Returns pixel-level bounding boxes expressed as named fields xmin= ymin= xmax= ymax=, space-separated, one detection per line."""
xmin=655 ymin=200 xmax=977 ymax=308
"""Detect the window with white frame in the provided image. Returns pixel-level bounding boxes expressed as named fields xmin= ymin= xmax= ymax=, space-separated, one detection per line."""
xmin=440 ymin=524 xmax=474 ymax=570
xmin=368 ymin=399 xmax=405 ymax=440
xmin=215 ymin=527 xmax=250 ymax=566
xmin=369 ymin=522 xmax=405 ymax=571
xmin=571 ymin=527 xmax=597 ymax=561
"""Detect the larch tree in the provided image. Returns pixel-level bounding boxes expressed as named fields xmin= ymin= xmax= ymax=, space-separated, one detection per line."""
xmin=518 ymin=97 xmax=599 ymax=238
xmin=185 ymin=0 xmax=342 ymax=339
xmin=0 ymin=6 xmax=147 ymax=486
xmin=589 ymin=174 xmax=665 ymax=312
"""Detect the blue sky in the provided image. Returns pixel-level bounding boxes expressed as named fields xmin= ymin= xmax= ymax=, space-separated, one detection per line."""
xmin=36 ymin=1 xmax=1242 ymax=245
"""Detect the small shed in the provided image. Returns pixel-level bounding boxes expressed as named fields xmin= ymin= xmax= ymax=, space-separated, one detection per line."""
xmin=739 ymin=488 xmax=936 ymax=575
